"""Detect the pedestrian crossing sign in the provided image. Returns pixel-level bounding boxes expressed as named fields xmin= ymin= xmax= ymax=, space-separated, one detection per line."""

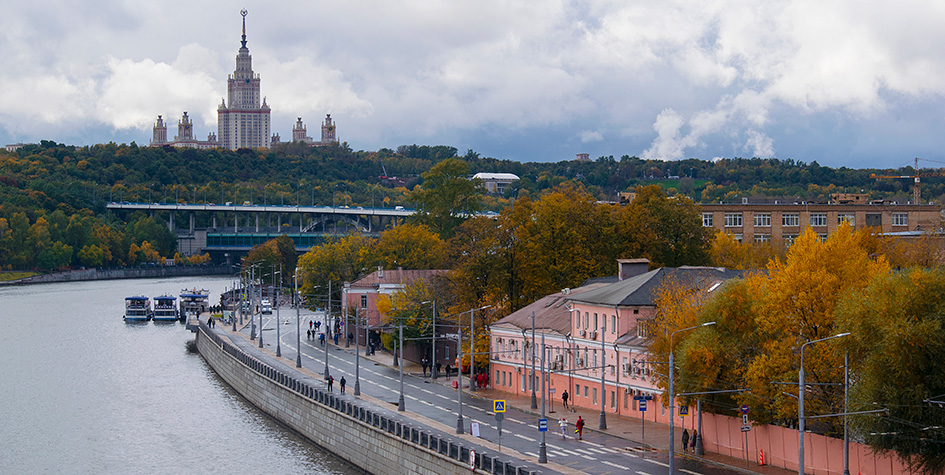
xmin=494 ymin=400 xmax=506 ymax=413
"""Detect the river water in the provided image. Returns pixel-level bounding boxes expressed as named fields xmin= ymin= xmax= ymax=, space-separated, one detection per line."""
xmin=0 ymin=276 xmax=361 ymax=474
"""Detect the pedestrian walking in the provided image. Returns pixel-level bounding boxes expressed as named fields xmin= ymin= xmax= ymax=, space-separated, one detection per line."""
xmin=421 ymin=358 xmax=429 ymax=376
xmin=327 ymin=375 xmax=334 ymax=392
xmin=319 ymin=333 xmax=325 ymax=345
xmin=445 ymin=364 xmax=452 ymax=380
xmin=575 ymin=416 xmax=585 ymax=440
xmin=691 ymin=430 xmax=698 ymax=452
xmin=682 ymin=429 xmax=690 ymax=453
xmin=309 ymin=320 xmax=313 ymax=329
xmin=559 ymin=418 xmax=568 ymax=440
xmin=340 ymin=376 xmax=347 ymax=394
xmin=562 ymin=390 xmax=569 ymax=409
xmin=435 ymin=362 xmax=442 ymax=378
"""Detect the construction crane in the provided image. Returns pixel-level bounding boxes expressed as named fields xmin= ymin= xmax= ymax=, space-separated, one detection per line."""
xmin=870 ymin=157 xmax=945 ymax=204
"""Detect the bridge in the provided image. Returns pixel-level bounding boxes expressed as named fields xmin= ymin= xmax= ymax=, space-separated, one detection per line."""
xmin=106 ymin=202 xmax=414 ymax=259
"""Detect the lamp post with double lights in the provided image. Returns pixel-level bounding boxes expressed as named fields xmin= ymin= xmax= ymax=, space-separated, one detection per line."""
xmin=354 ymin=306 xmax=362 ymax=396
xmin=294 ymin=267 xmax=302 ymax=368
xmin=272 ymin=267 xmax=281 ymax=357
xmin=669 ymin=321 xmax=717 ymax=475
xmin=799 ymin=332 xmax=850 ymax=475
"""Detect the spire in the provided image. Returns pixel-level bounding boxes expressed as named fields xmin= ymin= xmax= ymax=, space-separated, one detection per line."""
xmin=240 ymin=9 xmax=248 ymax=48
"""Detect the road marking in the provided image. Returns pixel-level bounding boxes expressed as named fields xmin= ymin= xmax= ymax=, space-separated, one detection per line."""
xmin=645 ymin=459 xmax=669 ymax=467
xmin=681 ymin=470 xmax=702 ymax=475
xmin=582 ymin=440 xmax=604 ymax=448
xmin=513 ymin=433 xmax=536 ymax=442
xmin=603 ymin=460 xmax=629 ymax=470
xmin=636 ymin=471 xmax=653 ymax=475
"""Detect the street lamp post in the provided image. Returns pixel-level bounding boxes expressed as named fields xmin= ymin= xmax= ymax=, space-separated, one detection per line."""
xmin=275 ymin=268 xmax=282 ymax=357
xmin=669 ymin=321 xmax=717 ymax=475
xmin=354 ymin=306 xmax=361 ymax=396
xmin=531 ymin=311 xmax=538 ymax=409
xmin=398 ymin=321 xmax=405 ymax=411
xmin=799 ymin=332 xmax=850 ymax=475
xmin=599 ymin=317 xmax=607 ymax=430
xmin=538 ymin=328 xmax=548 ymax=463
xmin=295 ymin=268 xmax=302 ymax=368
xmin=456 ymin=327 xmax=465 ymax=434
xmin=324 ymin=280 xmax=331 ymax=379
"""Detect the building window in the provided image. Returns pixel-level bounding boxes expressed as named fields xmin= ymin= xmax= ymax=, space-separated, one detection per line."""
xmin=611 ymin=390 xmax=616 ymax=408
xmin=753 ymin=213 xmax=771 ymax=227
xmin=584 ymin=385 xmax=588 ymax=398
xmin=893 ymin=213 xmax=908 ymax=226
xmin=360 ymin=295 xmax=367 ymax=308
xmin=584 ymin=312 xmax=588 ymax=328
xmin=734 ymin=234 xmax=743 ymax=242
xmin=754 ymin=234 xmax=771 ymax=243
xmin=702 ymin=213 xmax=714 ymax=227
xmin=781 ymin=213 xmax=801 ymax=227
xmin=784 ymin=234 xmax=799 ymax=244
xmin=818 ymin=233 xmax=828 ymax=242
xmin=838 ymin=213 xmax=855 ymax=225
xmin=593 ymin=387 xmax=598 ymax=405
xmin=810 ymin=213 xmax=827 ymax=227
xmin=724 ymin=213 xmax=743 ymax=227
xmin=636 ymin=319 xmax=653 ymax=338
xmin=611 ymin=315 xmax=616 ymax=333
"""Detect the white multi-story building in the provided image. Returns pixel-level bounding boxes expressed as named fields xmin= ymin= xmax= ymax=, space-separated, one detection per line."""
xmin=151 ymin=10 xmax=338 ymax=151
xmin=217 ymin=10 xmax=271 ymax=150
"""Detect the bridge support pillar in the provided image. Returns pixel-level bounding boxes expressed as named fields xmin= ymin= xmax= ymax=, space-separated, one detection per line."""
xmin=189 ymin=212 xmax=194 ymax=234
xmin=169 ymin=211 xmax=175 ymax=232
xmin=255 ymin=213 xmax=259 ymax=233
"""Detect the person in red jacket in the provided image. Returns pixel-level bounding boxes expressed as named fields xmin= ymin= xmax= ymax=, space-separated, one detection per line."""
xmin=575 ymin=416 xmax=585 ymax=440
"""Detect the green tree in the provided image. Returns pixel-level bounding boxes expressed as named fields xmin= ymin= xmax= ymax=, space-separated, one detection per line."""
xmin=617 ymin=185 xmax=710 ymax=267
xmin=405 ymin=157 xmax=483 ymax=239
xmin=77 ymin=244 xmax=106 ymax=268
xmin=838 ymin=268 xmax=945 ymax=475
xmin=37 ymin=241 xmax=73 ymax=270
xmin=297 ymin=235 xmax=376 ymax=308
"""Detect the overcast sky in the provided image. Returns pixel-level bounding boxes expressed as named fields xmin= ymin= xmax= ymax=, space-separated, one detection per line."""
xmin=2 ymin=1 xmax=945 ymax=169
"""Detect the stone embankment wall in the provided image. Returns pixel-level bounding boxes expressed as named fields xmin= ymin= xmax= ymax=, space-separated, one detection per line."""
xmin=194 ymin=323 xmax=532 ymax=475
xmin=6 ymin=265 xmax=231 ymax=285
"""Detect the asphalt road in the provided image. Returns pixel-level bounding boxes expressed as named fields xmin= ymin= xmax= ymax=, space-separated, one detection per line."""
xmin=249 ymin=308 xmax=747 ymax=475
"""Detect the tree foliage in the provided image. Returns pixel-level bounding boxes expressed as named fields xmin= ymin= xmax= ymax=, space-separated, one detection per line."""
xmin=405 ymin=158 xmax=483 ymax=239
xmin=655 ymin=225 xmax=889 ymax=432
xmin=837 ymin=269 xmax=945 ymax=475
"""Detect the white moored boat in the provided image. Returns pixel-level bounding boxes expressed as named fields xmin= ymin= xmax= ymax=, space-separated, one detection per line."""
xmin=152 ymin=295 xmax=179 ymax=322
xmin=123 ymin=296 xmax=152 ymax=322
xmin=179 ymin=288 xmax=210 ymax=320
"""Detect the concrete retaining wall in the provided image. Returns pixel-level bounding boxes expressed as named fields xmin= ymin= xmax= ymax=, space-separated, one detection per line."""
xmin=195 ymin=323 xmax=534 ymax=475
xmin=6 ymin=265 xmax=230 ymax=285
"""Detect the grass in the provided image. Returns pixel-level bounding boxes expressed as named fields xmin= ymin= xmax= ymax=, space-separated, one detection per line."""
xmin=0 ymin=271 xmax=40 ymax=282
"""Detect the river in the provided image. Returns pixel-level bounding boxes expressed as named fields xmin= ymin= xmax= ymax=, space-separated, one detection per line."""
xmin=0 ymin=276 xmax=361 ymax=474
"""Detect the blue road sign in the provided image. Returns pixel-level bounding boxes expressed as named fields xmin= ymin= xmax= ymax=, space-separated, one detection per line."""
xmin=538 ymin=419 xmax=548 ymax=432
xmin=494 ymin=400 xmax=506 ymax=413
xmin=639 ymin=400 xmax=647 ymax=411
xmin=679 ymin=405 xmax=689 ymax=416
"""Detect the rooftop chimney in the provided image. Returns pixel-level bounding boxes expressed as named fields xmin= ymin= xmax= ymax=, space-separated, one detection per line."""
xmin=617 ymin=258 xmax=650 ymax=281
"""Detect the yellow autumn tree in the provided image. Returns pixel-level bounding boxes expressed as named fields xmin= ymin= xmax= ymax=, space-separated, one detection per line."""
xmin=667 ymin=224 xmax=890 ymax=432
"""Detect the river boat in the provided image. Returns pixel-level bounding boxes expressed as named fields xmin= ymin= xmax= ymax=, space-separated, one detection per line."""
xmin=152 ymin=295 xmax=179 ymax=322
xmin=179 ymin=288 xmax=210 ymax=320
xmin=123 ymin=296 xmax=152 ymax=322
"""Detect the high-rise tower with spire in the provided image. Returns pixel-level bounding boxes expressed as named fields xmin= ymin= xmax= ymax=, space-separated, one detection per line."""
xmin=217 ymin=9 xmax=271 ymax=150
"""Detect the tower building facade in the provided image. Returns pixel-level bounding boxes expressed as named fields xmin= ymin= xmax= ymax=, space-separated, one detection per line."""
xmin=217 ymin=10 xmax=271 ymax=150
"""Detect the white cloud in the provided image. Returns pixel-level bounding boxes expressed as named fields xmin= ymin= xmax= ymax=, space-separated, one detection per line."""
xmin=1 ymin=1 xmax=945 ymax=165
xmin=579 ymin=130 xmax=603 ymax=143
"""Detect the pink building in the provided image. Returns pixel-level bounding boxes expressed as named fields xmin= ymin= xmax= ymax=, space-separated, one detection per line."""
xmin=488 ymin=259 xmax=743 ymax=426
xmin=342 ymin=267 xmax=447 ymax=327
